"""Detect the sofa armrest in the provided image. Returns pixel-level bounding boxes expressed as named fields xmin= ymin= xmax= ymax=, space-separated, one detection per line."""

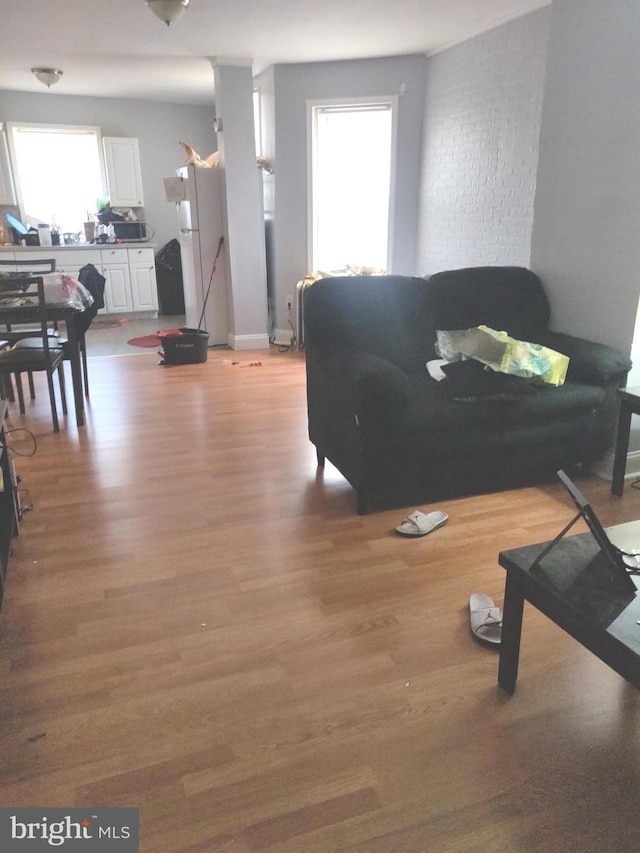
xmin=533 ymin=330 xmax=632 ymax=385
xmin=313 ymin=347 xmax=413 ymax=413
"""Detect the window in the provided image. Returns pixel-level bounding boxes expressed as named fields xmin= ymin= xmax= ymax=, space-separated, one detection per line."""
xmin=310 ymin=100 xmax=395 ymax=273
xmin=253 ymin=90 xmax=262 ymax=158
xmin=7 ymin=123 xmax=105 ymax=234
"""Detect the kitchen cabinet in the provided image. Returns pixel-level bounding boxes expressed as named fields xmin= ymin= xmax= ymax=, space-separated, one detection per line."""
xmin=0 ymin=127 xmax=16 ymax=206
xmin=50 ymin=249 xmax=102 ymax=280
xmin=101 ymin=248 xmax=159 ymax=314
xmin=3 ymin=249 xmax=103 ymax=285
xmin=103 ymin=137 xmax=144 ymax=207
xmin=0 ymin=246 xmax=159 ymax=317
xmin=101 ymin=248 xmax=132 ymax=313
xmin=128 ymin=248 xmax=159 ymax=312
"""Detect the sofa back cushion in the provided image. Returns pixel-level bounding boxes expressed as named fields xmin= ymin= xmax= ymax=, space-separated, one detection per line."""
xmin=304 ymin=275 xmax=436 ymax=370
xmin=426 ymin=266 xmax=550 ymax=340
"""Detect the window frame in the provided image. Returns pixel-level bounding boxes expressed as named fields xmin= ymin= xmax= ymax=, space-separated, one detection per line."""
xmin=6 ymin=121 xmax=108 ymax=227
xmin=306 ymin=95 xmax=398 ymax=274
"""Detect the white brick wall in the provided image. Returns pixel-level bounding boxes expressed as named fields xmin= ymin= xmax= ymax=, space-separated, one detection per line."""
xmin=417 ymin=7 xmax=551 ymax=275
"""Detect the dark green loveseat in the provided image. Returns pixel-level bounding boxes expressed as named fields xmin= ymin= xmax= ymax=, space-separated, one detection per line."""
xmin=304 ymin=267 xmax=632 ymax=513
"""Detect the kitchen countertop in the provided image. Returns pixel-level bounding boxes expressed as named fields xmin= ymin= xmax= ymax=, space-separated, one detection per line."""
xmin=0 ymin=242 xmax=158 ymax=251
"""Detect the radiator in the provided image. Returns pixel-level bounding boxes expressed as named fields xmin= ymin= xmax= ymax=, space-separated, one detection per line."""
xmin=295 ymin=279 xmax=307 ymax=350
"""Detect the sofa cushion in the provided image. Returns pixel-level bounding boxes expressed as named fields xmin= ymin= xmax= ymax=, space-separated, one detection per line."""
xmin=377 ymin=372 xmax=606 ymax=453
xmin=426 ymin=266 xmax=550 ymax=340
xmin=440 ymin=359 xmax=541 ymax=400
xmin=315 ymin=348 xmax=413 ymax=410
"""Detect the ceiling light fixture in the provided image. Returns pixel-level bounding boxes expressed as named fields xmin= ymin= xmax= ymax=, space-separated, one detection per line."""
xmin=146 ymin=0 xmax=190 ymax=26
xmin=31 ymin=68 xmax=63 ymax=88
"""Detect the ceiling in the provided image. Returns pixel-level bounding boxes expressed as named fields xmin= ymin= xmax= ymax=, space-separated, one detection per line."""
xmin=0 ymin=0 xmax=551 ymax=106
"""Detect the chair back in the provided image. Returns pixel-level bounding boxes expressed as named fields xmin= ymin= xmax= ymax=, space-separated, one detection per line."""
xmin=75 ymin=264 xmax=106 ymax=335
xmin=0 ymin=257 xmax=56 ymax=272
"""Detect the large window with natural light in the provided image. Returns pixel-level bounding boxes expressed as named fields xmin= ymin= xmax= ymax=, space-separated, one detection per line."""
xmin=310 ymin=101 xmax=394 ymax=273
xmin=8 ymin=123 xmax=105 ymax=234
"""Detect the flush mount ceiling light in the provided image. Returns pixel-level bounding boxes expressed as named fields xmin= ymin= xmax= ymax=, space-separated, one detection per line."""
xmin=146 ymin=0 xmax=190 ymax=26
xmin=31 ymin=67 xmax=63 ymax=88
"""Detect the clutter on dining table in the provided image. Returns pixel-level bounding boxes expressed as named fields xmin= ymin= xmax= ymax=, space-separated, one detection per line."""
xmin=0 ymin=272 xmax=93 ymax=311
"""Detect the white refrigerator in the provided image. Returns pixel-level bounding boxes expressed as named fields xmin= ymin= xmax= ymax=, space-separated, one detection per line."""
xmin=174 ymin=165 xmax=229 ymax=345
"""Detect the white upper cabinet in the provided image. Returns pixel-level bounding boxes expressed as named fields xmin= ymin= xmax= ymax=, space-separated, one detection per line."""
xmin=103 ymin=137 xmax=144 ymax=207
xmin=0 ymin=126 xmax=16 ymax=205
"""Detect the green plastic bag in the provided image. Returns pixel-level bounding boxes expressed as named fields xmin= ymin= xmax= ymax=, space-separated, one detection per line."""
xmin=437 ymin=325 xmax=569 ymax=386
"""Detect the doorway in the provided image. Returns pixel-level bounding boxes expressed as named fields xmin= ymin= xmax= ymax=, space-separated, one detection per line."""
xmin=309 ymin=99 xmax=396 ymax=274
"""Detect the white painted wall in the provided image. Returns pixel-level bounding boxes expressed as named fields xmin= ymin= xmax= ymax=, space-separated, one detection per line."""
xmin=0 ymin=90 xmax=217 ymax=252
xmin=417 ymin=7 xmax=551 ymax=275
xmin=530 ymin=0 xmax=640 ymax=354
xmin=530 ymin=0 xmax=640 ymax=460
xmin=255 ymin=54 xmax=427 ymax=343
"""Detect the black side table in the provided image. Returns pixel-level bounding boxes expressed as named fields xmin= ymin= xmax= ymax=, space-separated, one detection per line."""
xmin=612 ymin=387 xmax=640 ymax=496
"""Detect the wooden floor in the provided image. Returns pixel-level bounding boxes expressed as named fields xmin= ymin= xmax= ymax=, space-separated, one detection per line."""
xmin=1 ymin=347 xmax=640 ymax=852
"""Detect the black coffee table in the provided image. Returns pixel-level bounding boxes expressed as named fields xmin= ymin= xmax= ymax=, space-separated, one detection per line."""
xmin=498 ymin=521 xmax=640 ymax=693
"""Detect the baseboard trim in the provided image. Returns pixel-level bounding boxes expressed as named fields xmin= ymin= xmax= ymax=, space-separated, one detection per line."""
xmin=590 ymin=450 xmax=640 ymax=483
xmin=227 ymin=332 xmax=270 ymax=351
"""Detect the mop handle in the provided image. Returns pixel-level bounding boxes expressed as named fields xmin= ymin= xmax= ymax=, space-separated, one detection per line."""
xmin=197 ymin=236 xmax=225 ymax=333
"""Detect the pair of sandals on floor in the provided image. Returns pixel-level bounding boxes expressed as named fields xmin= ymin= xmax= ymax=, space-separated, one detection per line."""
xmin=395 ymin=508 xmax=502 ymax=646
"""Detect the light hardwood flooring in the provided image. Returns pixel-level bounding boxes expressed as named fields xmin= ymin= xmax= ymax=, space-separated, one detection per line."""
xmin=83 ymin=314 xmax=186 ymax=358
xmin=1 ymin=348 xmax=640 ymax=852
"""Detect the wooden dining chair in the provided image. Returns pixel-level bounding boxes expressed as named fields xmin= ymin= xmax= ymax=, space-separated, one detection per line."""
xmin=8 ymin=263 xmax=104 ymax=399
xmin=0 ymin=276 xmax=67 ymax=432
xmin=0 ymin=257 xmax=63 ymax=399
xmin=0 ymin=257 xmax=59 ymax=336
xmin=0 ymin=258 xmax=58 ymax=334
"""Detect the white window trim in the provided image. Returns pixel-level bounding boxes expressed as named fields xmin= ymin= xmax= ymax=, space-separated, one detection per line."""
xmin=0 ymin=123 xmax=17 ymax=205
xmin=306 ymin=95 xmax=398 ymax=274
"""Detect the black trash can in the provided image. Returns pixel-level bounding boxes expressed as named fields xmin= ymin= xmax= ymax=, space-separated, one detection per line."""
xmin=155 ymin=239 xmax=185 ymax=315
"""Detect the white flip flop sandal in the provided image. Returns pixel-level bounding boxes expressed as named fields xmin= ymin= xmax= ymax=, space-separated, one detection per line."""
xmin=469 ymin=593 xmax=502 ymax=645
xmin=395 ymin=510 xmax=449 ymax=537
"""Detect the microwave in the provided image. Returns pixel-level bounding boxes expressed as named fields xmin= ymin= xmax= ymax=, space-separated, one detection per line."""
xmin=112 ymin=221 xmax=147 ymax=241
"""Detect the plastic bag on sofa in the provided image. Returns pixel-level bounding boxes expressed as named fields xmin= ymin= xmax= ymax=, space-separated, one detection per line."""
xmin=436 ymin=326 xmax=569 ymax=386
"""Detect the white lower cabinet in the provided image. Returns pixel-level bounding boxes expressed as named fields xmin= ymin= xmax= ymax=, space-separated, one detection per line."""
xmin=54 ymin=250 xmax=102 ymax=283
xmin=0 ymin=249 xmax=101 ymax=277
xmin=101 ymin=248 xmax=158 ymax=314
xmin=128 ymin=248 xmax=159 ymax=312
xmin=100 ymin=249 xmax=131 ymax=313
xmin=103 ymin=267 xmax=132 ymax=313
xmin=0 ymin=247 xmax=159 ymax=316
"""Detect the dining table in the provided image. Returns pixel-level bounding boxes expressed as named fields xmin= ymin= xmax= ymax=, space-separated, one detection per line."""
xmin=0 ymin=275 xmax=88 ymax=427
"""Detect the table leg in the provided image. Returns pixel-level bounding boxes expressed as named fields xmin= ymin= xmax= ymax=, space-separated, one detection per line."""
xmin=498 ymin=571 xmax=525 ymax=694
xmin=612 ymin=400 xmax=633 ymax=497
xmin=65 ymin=320 xmax=84 ymax=428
